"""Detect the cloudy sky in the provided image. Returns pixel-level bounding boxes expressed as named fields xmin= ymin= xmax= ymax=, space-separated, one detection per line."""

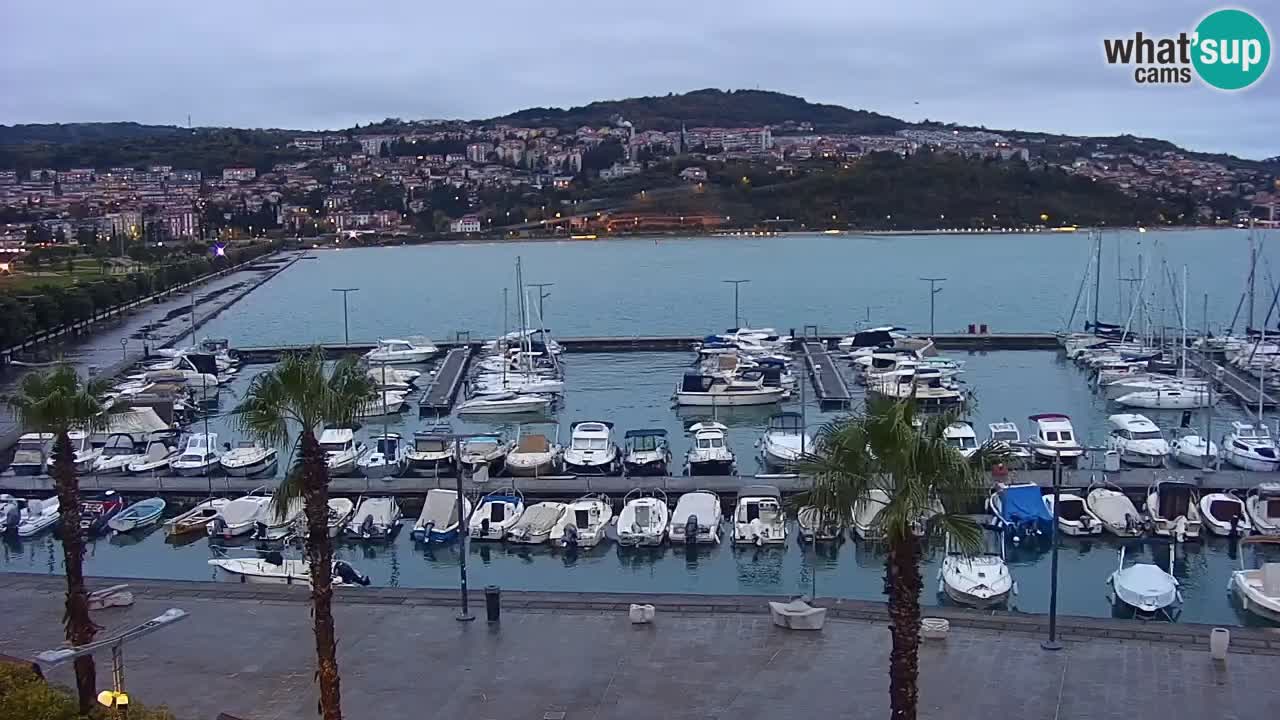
xmin=3 ymin=1 xmax=1275 ymax=158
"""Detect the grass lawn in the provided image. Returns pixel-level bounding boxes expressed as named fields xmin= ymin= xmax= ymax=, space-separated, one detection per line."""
xmin=0 ymin=258 xmax=143 ymax=291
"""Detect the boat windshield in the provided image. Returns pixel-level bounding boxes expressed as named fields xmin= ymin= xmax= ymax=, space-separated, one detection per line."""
xmin=319 ymin=442 xmax=349 ymax=453
xmin=992 ymin=430 xmax=1019 ymax=442
xmin=631 ymin=435 xmax=660 ymax=452
xmin=416 ymin=439 xmax=445 ymax=452
xmin=15 ymin=439 xmax=45 ymax=450
xmin=697 ymin=437 xmax=724 ymax=449
xmin=947 ymin=436 xmax=978 ymax=450
xmin=101 ymin=444 xmax=135 ymax=456
xmin=573 ymin=438 xmax=608 ymax=450
xmin=1130 ymin=430 xmax=1163 ymax=440
xmin=376 ymin=438 xmax=398 ymax=454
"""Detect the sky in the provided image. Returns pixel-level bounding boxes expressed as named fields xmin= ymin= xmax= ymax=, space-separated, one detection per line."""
xmin=3 ymin=1 xmax=1276 ymax=159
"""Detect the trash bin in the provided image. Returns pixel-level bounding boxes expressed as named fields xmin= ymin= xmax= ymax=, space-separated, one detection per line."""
xmin=1104 ymin=450 xmax=1121 ymax=472
xmin=484 ymin=585 xmax=501 ymax=622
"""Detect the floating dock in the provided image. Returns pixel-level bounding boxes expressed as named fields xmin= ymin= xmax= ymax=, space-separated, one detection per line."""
xmin=1185 ymin=348 xmax=1278 ymax=410
xmin=801 ymin=341 xmax=853 ymax=407
xmin=417 ymin=347 xmax=473 ymax=417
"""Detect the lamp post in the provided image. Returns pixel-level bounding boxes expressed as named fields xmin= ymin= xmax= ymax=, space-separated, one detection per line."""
xmin=722 ymin=279 xmax=750 ymax=330
xmin=1042 ymin=447 xmax=1064 ymax=651
xmin=920 ymin=277 xmax=946 ymax=336
xmin=527 ymin=282 xmax=554 ymax=324
xmin=330 ymin=287 xmax=359 ymax=345
xmin=450 ymin=433 xmax=489 ymax=622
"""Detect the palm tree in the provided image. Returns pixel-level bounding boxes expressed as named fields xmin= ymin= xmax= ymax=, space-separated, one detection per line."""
xmin=231 ymin=349 xmax=375 ymax=720
xmin=798 ymin=396 xmax=1006 ymax=720
xmin=4 ymin=365 xmax=111 ymax=714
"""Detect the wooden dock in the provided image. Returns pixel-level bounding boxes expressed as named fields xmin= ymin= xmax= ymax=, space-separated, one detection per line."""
xmin=1185 ymin=348 xmax=1278 ymax=409
xmin=417 ymin=346 xmax=473 ymax=416
xmin=801 ymin=341 xmax=854 ymax=406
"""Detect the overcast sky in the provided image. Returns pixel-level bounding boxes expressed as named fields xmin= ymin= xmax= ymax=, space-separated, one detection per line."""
xmin=3 ymin=1 xmax=1275 ymax=158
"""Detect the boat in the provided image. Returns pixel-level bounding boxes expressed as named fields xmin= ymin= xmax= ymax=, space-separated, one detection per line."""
xmin=456 ymin=392 xmax=552 ymax=416
xmin=364 ymin=337 xmax=438 ymax=364
xmin=344 ymin=496 xmax=401 ymax=541
xmin=1086 ymin=482 xmax=1147 ymax=537
xmin=938 ymin=529 xmax=1014 ymax=609
xmin=1043 ymin=492 xmax=1102 ymax=536
xmin=209 ymin=554 xmax=370 ymax=586
xmin=91 ymin=433 xmax=144 ymax=475
xmin=685 ymin=422 xmax=736 ymax=476
xmin=667 ymin=491 xmax=722 ymax=544
xmin=297 ymin=497 xmax=357 ymax=538
xmin=0 ymin=495 xmax=60 ymax=537
xmin=797 ymin=506 xmax=842 ymax=543
xmin=551 ymin=494 xmax=613 ymax=548
xmin=252 ymin=495 xmax=305 ymax=541
xmin=504 ymin=429 xmax=561 ymax=477
xmin=9 ymin=433 xmax=53 ymax=476
xmin=45 ymin=430 xmax=100 ymax=474
xmin=758 ymin=412 xmax=812 ymax=470
xmin=1026 ymin=414 xmax=1084 ymax=467
xmin=1171 ymin=432 xmax=1218 ymax=469
xmin=357 ymin=433 xmax=409 ymax=480
xmin=411 ymin=489 xmax=472 ymax=542
xmin=732 ymin=485 xmax=786 ymax=546
xmin=164 ymin=498 xmax=228 ymax=537
xmin=867 ymin=368 xmax=966 ymax=408
xmin=673 ymin=372 xmax=786 ymax=407
xmin=1231 ymin=536 xmax=1280 ymax=623
xmin=1221 ymin=422 xmax=1280 ymax=472
xmin=622 ymin=429 xmax=672 ymax=477
xmin=987 ymin=422 xmax=1032 ymax=467
xmin=408 ymin=427 xmax=455 ymax=476
xmin=988 ymin=482 xmax=1053 ymax=541
xmin=355 ymin=390 xmax=408 ymax=418
xmin=125 ymin=434 xmax=180 ymax=475
xmin=458 ymin=434 xmax=510 ymax=475
xmin=1105 ymin=413 xmax=1169 ymax=467
xmin=851 ymin=489 xmax=890 ymax=540
xmin=1114 ymin=385 xmax=1212 ymax=409
xmin=468 ymin=488 xmax=525 ymax=541
xmin=505 ymin=501 xmax=566 ymax=545
xmin=1246 ymin=483 xmax=1280 ymax=536
xmin=78 ymin=491 xmax=125 ymax=536
xmin=208 ymin=489 xmax=272 ymax=539
xmin=319 ymin=429 xmax=366 ymax=477
xmin=367 ymin=365 xmax=421 ymax=390
xmin=943 ymin=421 xmax=979 ymax=458
xmin=1146 ymin=480 xmax=1202 ymax=542
xmin=1109 ymin=546 xmax=1181 ymax=619
xmin=617 ymin=489 xmax=670 ymax=547
xmin=562 ymin=421 xmax=620 ymax=476
xmin=107 ymin=497 xmax=166 ymax=533
xmin=1199 ymin=492 xmax=1252 ymax=536
xmin=219 ymin=442 xmax=279 ymax=477
xmin=170 ymin=433 xmax=222 ymax=477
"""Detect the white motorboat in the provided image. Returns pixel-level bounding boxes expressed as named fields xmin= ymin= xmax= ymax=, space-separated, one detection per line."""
xmin=1109 ymin=546 xmax=1181 ymax=618
xmin=411 ymin=489 xmax=471 ymax=542
xmin=797 ymin=506 xmax=842 ymax=543
xmin=505 ymin=501 xmax=566 ymax=545
xmin=1085 ymin=482 xmax=1146 ymax=537
xmin=1246 ymin=483 xmax=1280 ymax=536
xmin=208 ymin=489 xmax=272 ymax=539
xmin=46 ymin=430 xmax=100 ymax=474
xmin=732 ymin=485 xmax=786 ymax=546
xmin=1 ymin=495 xmax=60 ymax=537
xmin=9 ymin=433 xmax=53 ymax=476
xmin=1231 ymin=536 xmax=1280 ymax=624
xmin=852 ymin=488 xmax=891 ymax=540
xmin=562 ymin=421 xmax=620 ymax=476
xmin=758 ymin=412 xmax=812 ymax=470
xmin=127 ymin=436 xmax=180 ymax=475
xmin=356 ymin=390 xmax=408 ymax=418
xmin=297 ymin=497 xmax=356 ymax=538
xmin=107 ymin=497 xmax=166 ymax=534
xmin=551 ymin=494 xmax=613 ymax=548
xmin=505 ymin=430 xmax=561 ymax=477
xmin=938 ymin=530 xmax=1014 ymax=609
xmin=617 ymin=489 xmax=670 ymax=547
xmin=1114 ymin=383 xmax=1211 ymax=410
xmin=469 ymin=488 xmax=525 ymax=541
xmin=674 ymin=372 xmax=786 ymax=407
xmin=91 ymin=433 xmax=144 ymax=475
xmin=668 ymin=491 xmax=722 ymax=544
xmin=456 ymin=391 xmax=552 ymax=416
xmin=1105 ymin=413 xmax=1169 ymax=467
xmin=1101 ymin=375 xmax=1208 ymax=400
xmin=357 ymin=433 xmax=409 ymax=479
xmin=1221 ymin=422 xmax=1280 ymax=472
xmin=1146 ymin=480 xmax=1201 ymax=542
xmin=987 ymin=422 xmax=1032 ymax=467
xmin=252 ymin=495 xmax=305 ymax=541
xmin=319 ymin=429 xmax=366 ymax=477
xmin=367 ymin=366 xmax=421 ymax=390
xmin=623 ymin=429 xmax=672 ymax=477
xmin=220 ymin=442 xmax=279 ymax=477
xmin=408 ymin=427 xmax=455 ymax=476
xmin=364 ymin=337 xmax=437 ymax=364
xmin=458 ymin=434 xmax=509 ymax=474
xmin=867 ymin=368 xmax=965 ymax=408
xmin=686 ymin=422 xmax=736 ymax=476
xmin=1044 ymin=492 xmax=1103 ymax=536
xmin=943 ymin=421 xmax=979 ymax=458
xmin=471 ymin=372 xmax=565 ymax=397
xmin=164 ymin=498 xmax=228 ymax=537
xmin=170 ymin=433 xmax=222 ymax=477
xmin=1199 ymin=492 xmax=1252 ymax=536
xmin=1026 ymin=414 xmax=1084 ymax=467
xmin=1171 ymin=433 xmax=1218 ymax=469
xmin=344 ymin=496 xmax=401 ymax=541
xmin=209 ymin=555 xmax=369 ymax=586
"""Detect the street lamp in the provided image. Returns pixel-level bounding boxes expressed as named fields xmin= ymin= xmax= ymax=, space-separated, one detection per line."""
xmin=920 ymin=277 xmax=946 ymax=336
xmin=449 ymin=433 xmax=495 ymax=622
xmin=722 ymin=279 xmax=750 ymax=330
xmin=527 ymin=282 xmax=554 ymax=323
xmin=330 ymin=288 xmax=359 ymax=345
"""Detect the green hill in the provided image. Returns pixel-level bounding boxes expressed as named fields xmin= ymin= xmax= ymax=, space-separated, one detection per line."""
xmin=0 ymin=122 xmax=186 ymax=146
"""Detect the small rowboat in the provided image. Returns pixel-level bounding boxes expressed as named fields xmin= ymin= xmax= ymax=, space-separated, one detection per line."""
xmin=107 ymin=497 xmax=167 ymax=534
xmin=164 ymin=498 xmax=229 ymax=537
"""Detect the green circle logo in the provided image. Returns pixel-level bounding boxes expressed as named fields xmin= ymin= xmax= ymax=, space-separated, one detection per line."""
xmin=1192 ymin=9 xmax=1271 ymax=90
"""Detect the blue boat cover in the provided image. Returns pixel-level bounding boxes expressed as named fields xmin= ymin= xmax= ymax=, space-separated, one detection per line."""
xmin=999 ymin=485 xmax=1052 ymax=533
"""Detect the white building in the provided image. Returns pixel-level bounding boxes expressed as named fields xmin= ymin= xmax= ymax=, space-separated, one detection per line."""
xmin=222 ymin=167 xmax=257 ymax=182
xmin=450 ymin=215 xmax=482 ymax=233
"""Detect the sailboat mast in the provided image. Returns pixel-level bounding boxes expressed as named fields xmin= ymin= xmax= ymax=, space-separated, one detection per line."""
xmin=1248 ymin=228 xmax=1257 ymax=333
xmin=515 ymin=257 xmax=531 ymax=372
xmin=1180 ymin=266 xmax=1187 ymax=377
xmin=1204 ymin=293 xmax=1213 ymax=466
xmin=1092 ymin=229 xmax=1102 ymax=331
xmin=502 ymin=287 xmax=509 ymax=387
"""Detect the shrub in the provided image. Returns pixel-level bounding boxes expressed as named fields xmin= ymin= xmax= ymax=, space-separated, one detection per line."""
xmin=0 ymin=663 xmax=176 ymax=720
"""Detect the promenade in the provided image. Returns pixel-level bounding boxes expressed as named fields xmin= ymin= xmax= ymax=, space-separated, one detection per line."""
xmin=1 ymin=574 xmax=1276 ymax=719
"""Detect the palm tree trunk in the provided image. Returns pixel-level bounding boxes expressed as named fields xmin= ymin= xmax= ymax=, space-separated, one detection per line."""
xmin=886 ymin=536 xmax=922 ymax=720
xmin=300 ymin=430 xmax=343 ymax=720
xmin=52 ymin=430 xmax=96 ymax=714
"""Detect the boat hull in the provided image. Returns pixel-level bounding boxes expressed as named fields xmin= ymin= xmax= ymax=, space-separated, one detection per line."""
xmin=172 ymin=462 xmax=220 ymax=477
xmin=1223 ymin=451 xmax=1279 ymax=473
xmin=504 ymin=456 xmax=556 ymax=477
xmin=563 ymin=459 xmax=619 ymax=476
xmin=689 ymin=459 xmax=736 ymax=476
xmin=942 ymin=583 xmax=1011 ymax=609
xmin=222 ymin=455 xmax=278 ymax=478
xmin=623 ymin=459 xmax=669 ymax=477
xmin=1233 ymin=574 xmax=1280 ymax=624
xmin=674 ymin=390 xmax=785 ymax=406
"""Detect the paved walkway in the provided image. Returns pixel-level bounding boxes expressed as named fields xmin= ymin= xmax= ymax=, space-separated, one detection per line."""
xmin=0 ymin=575 xmax=1276 ymax=720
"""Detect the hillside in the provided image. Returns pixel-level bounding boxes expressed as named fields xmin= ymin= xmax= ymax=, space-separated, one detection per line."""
xmin=0 ymin=122 xmax=186 ymax=146
xmin=494 ymin=89 xmax=906 ymax=134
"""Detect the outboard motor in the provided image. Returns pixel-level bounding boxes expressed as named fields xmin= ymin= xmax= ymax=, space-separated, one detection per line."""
xmin=209 ymin=517 xmax=227 ymax=537
xmin=334 ymin=560 xmax=370 ymax=586
xmin=480 ymin=518 xmax=491 ymax=537
xmin=360 ymin=514 xmax=375 ymax=538
xmin=254 ymin=521 xmax=268 ymax=540
xmin=263 ymin=550 xmax=284 ymax=566
xmin=3 ymin=503 xmax=20 ymax=534
xmin=562 ymin=523 xmax=579 ymax=548
xmin=684 ymin=515 xmax=698 ymax=545
xmin=1230 ymin=514 xmax=1241 ymax=538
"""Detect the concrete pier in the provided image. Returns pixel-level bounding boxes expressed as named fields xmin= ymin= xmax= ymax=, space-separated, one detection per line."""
xmin=802 ymin=341 xmax=853 ymax=406
xmin=416 ymin=346 xmax=472 ymax=416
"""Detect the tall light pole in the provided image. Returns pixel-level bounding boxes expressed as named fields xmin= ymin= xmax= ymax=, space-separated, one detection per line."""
xmin=723 ymin=279 xmax=750 ymax=330
xmin=920 ymin=277 xmax=946 ymax=336
xmin=331 ymin=287 xmax=359 ymax=345
xmin=527 ymin=282 xmax=554 ymax=324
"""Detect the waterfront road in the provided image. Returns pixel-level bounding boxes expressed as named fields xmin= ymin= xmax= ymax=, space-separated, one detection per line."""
xmin=1 ymin=574 xmax=1276 ymax=719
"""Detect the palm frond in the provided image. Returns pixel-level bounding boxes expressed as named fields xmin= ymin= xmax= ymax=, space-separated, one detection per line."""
xmin=270 ymin=463 xmax=307 ymax=523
